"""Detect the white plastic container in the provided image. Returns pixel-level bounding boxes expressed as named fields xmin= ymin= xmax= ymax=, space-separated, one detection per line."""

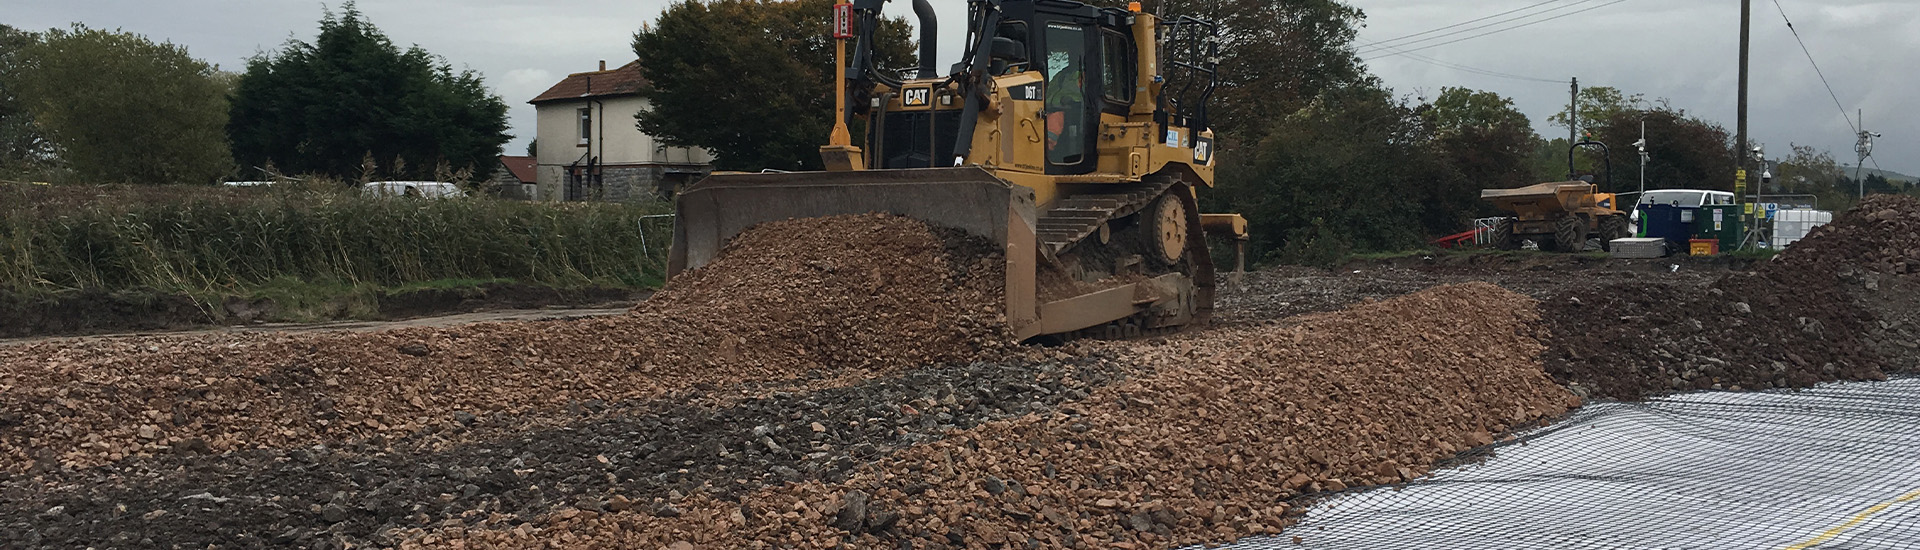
xmin=1771 ymin=210 xmax=1833 ymax=249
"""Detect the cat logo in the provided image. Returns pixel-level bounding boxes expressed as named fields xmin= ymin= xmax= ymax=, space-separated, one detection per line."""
xmin=902 ymin=87 xmax=931 ymax=107
xmin=1192 ymin=136 xmax=1213 ymax=165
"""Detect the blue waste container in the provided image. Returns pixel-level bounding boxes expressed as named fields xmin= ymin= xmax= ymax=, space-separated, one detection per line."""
xmin=1639 ymin=204 xmax=1698 ymax=251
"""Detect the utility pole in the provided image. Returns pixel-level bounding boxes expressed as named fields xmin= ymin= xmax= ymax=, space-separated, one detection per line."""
xmin=1570 ymin=78 xmax=1579 ymax=144
xmin=1568 ymin=77 xmax=1579 ymax=180
xmin=1737 ymin=0 xmax=1752 ymax=249
xmin=1737 ymin=0 xmax=1750 ymax=172
xmin=1857 ymin=109 xmax=1866 ymax=196
xmin=1856 ymin=109 xmax=1881 ymax=198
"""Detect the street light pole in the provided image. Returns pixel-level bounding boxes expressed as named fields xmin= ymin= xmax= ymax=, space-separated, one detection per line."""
xmin=1638 ymin=119 xmax=1647 ymax=196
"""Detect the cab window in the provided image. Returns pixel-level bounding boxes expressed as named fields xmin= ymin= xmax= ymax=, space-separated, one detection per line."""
xmin=1043 ymin=22 xmax=1089 ymax=166
xmin=991 ymin=21 xmax=1030 ymax=76
xmin=1101 ymin=30 xmax=1133 ymax=105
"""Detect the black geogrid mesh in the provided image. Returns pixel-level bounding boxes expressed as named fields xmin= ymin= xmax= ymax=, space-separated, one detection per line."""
xmin=1216 ymin=376 xmax=1920 ymax=550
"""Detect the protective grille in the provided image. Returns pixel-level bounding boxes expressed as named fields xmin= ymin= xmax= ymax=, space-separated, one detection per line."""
xmin=878 ymin=109 xmax=963 ymax=170
xmin=1218 ymin=376 xmax=1920 ymax=549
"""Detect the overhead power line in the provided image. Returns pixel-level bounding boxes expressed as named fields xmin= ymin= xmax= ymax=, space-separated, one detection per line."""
xmin=1359 ymin=0 xmax=1600 ymax=56
xmin=1770 ymin=0 xmax=1859 ymax=134
xmin=1365 ymin=0 xmax=1630 ymax=61
xmin=1357 ymin=39 xmax=1567 ymax=85
xmin=1359 ymin=0 xmax=1578 ymax=53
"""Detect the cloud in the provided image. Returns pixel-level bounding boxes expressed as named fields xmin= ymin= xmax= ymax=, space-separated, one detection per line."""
xmin=1349 ymin=0 xmax=1917 ymax=175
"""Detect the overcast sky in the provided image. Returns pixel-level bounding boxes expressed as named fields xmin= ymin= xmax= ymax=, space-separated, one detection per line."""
xmin=5 ymin=0 xmax=1913 ymax=175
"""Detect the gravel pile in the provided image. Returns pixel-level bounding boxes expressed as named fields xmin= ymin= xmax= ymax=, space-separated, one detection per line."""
xmin=0 ymin=353 xmax=1118 ymax=548
xmin=415 ymin=283 xmax=1578 ymax=549
xmin=0 ymin=214 xmax=1007 ymax=474
xmin=1543 ymin=196 xmax=1920 ymax=400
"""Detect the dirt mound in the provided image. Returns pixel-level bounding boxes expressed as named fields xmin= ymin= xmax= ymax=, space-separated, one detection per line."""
xmin=0 ymin=214 xmax=1007 ymax=474
xmin=1771 ymin=195 xmax=1920 ymax=275
xmin=626 ymin=214 xmax=1007 ymax=372
xmin=1543 ymin=196 xmax=1920 ymax=400
xmin=0 ymin=290 xmax=216 ymax=338
xmin=416 ymin=283 xmax=1579 ymax=549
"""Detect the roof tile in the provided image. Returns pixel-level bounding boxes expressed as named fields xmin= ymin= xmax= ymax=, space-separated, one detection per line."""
xmin=498 ymin=155 xmax=536 ymax=183
xmin=528 ymin=60 xmax=648 ymax=104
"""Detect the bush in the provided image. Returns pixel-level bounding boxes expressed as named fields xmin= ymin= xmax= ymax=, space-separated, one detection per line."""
xmin=0 ymin=181 xmax=670 ymax=297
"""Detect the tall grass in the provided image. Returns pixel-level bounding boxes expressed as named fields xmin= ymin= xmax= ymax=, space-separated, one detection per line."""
xmin=0 ymin=180 xmax=673 ymax=297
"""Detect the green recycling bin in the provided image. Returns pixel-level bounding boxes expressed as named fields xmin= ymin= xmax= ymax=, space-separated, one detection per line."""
xmin=1692 ymin=204 xmax=1743 ymax=252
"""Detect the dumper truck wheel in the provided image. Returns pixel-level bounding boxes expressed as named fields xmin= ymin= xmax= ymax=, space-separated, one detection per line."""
xmin=1491 ymin=218 xmax=1517 ymax=250
xmin=1555 ymin=215 xmax=1586 ymax=253
xmin=1599 ymin=215 xmax=1628 ymax=251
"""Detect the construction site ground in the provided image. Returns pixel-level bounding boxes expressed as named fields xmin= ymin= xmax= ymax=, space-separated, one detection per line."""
xmin=4 ymin=199 xmax=1919 ymax=549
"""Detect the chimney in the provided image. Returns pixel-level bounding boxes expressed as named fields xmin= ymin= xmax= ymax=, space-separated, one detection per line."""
xmin=598 ymin=60 xmax=606 ymax=71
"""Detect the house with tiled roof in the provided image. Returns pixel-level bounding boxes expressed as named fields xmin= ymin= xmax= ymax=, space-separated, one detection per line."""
xmin=530 ymin=60 xmax=712 ymax=202
xmin=481 ymin=155 xmax=537 ymax=199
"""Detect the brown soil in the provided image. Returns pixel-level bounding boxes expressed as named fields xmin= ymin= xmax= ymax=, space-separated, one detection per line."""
xmin=407 ymin=283 xmax=1578 ymax=549
xmin=1541 ymin=195 xmax=1920 ymax=400
xmin=0 ymin=214 xmax=1006 ymax=474
xmin=0 ymin=291 xmax=215 ymax=338
xmin=0 ymin=283 xmax=641 ymax=340
xmin=371 ymin=283 xmax=639 ymax=321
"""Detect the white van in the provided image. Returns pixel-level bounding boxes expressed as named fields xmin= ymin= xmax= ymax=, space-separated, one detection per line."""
xmin=360 ymin=181 xmax=467 ymax=199
xmin=1637 ymin=189 xmax=1735 ymax=208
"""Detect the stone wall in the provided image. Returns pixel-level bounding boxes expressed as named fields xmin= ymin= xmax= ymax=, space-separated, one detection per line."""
xmin=559 ymin=164 xmax=709 ymax=203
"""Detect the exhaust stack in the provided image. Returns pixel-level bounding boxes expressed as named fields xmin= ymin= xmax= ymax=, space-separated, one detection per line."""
xmin=910 ymin=0 xmax=937 ymax=78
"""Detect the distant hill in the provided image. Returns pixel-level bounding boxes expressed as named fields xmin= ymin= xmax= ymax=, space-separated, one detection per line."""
xmin=1849 ymin=166 xmax=1918 ymax=183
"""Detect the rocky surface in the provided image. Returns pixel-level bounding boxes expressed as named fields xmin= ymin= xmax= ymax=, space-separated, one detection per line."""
xmin=1542 ymin=196 xmax=1920 ymax=400
xmin=0 ymin=214 xmax=1006 ymax=474
xmin=0 ymin=353 xmax=1119 ymax=548
xmin=408 ymin=283 xmax=1578 ymax=549
xmin=8 ymin=199 xmax=1920 ymax=549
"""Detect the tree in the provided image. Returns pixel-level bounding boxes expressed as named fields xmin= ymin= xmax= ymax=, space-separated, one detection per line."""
xmin=9 ymin=25 xmax=232 ymax=184
xmin=1776 ymin=144 xmax=1841 ymax=192
xmin=1528 ymin=136 xmax=1575 ymax=182
xmin=228 ymin=3 xmax=509 ymax=180
xmin=1215 ymin=85 xmax=1439 ymax=264
xmin=1094 ymin=0 xmax=1370 ymax=149
xmin=0 ymin=24 xmax=52 ymax=173
xmin=1546 ymin=85 xmax=1641 ymax=139
xmin=1419 ymin=87 xmax=1538 ymax=231
xmin=1587 ymin=104 xmax=1734 ymax=194
xmin=633 ymin=0 xmax=917 ymax=171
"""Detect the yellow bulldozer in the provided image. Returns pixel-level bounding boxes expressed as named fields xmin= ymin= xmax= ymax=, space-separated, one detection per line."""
xmin=669 ymin=0 xmax=1246 ymax=341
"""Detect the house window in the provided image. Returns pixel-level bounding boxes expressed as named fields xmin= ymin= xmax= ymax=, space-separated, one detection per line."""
xmin=577 ymin=107 xmax=592 ymax=146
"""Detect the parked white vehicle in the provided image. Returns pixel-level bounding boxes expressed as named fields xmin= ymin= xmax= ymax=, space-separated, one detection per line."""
xmin=360 ymin=181 xmax=467 ymax=199
xmin=1636 ymin=189 xmax=1735 ymax=208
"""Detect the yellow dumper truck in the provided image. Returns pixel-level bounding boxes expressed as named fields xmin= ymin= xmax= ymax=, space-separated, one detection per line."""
xmin=1481 ymin=181 xmax=1632 ymax=252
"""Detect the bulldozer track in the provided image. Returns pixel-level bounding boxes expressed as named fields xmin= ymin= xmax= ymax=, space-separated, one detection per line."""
xmin=1030 ymin=176 xmax=1217 ymax=343
xmin=1035 ymin=179 xmax=1179 ymax=257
